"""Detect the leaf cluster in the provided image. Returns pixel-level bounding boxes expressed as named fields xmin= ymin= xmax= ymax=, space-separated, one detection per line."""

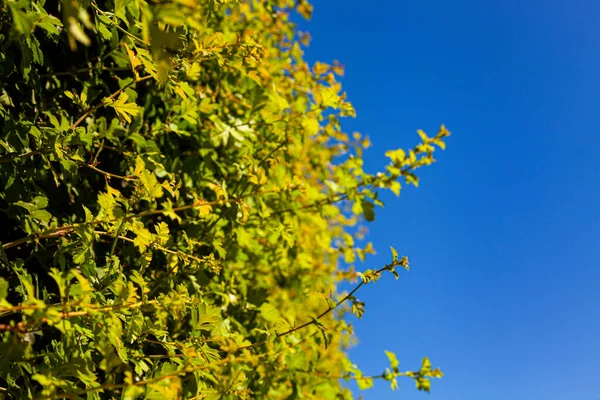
xmin=0 ymin=0 xmax=447 ymax=398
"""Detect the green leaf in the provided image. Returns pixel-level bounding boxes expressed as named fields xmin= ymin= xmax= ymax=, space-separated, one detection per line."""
xmin=139 ymin=170 xmax=164 ymax=199
xmin=34 ymin=12 xmax=62 ymax=37
xmin=259 ymin=302 xmax=281 ymax=323
xmin=107 ymin=92 xmax=139 ymax=123
xmin=361 ymin=200 xmax=375 ymax=222
xmin=133 ymin=224 xmax=153 ymax=253
xmin=193 ymin=303 xmax=222 ymax=332
xmin=154 ymin=222 xmax=169 ymax=245
xmin=198 ymin=97 xmax=217 ymax=114
xmin=114 ymin=0 xmax=133 ymax=26
xmin=0 ymin=278 xmax=10 ymax=307
xmin=9 ymin=4 xmax=35 ymax=35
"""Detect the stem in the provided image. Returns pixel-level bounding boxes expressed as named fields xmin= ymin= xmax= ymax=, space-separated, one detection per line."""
xmin=92 ymin=139 xmax=105 ymax=165
xmin=0 ymin=150 xmax=42 ymax=164
xmin=0 ymin=300 xmax=157 ymax=331
xmin=91 ymin=3 xmax=146 ymax=44
xmin=2 ymin=190 xmax=277 ymax=251
xmin=86 ymin=163 xmax=138 ymax=181
xmin=237 ymin=265 xmax=387 ymax=351
xmin=70 ymin=75 xmax=153 ymax=131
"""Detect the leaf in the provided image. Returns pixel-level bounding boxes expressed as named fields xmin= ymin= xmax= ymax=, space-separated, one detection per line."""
xmin=95 ymin=14 xmax=112 ymax=40
xmin=193 ymin=303 xmax=222 ymax=331
xmin=67 ymin=19 xmax=91 ymax=47
xmin=417 ymin=129 xmax=429 ymax=142
xmin=390 ymin=180 xmax=401 ymax=196
xmin=356 ymin=377 xmax=373 ymax=390
xmin=385 ymin=148 xmax=406 ymax=164
xmin=107 ymin=92 xmax=139 ymax=123
xmin=198 ymin=202 xmax=212 ymax=217
xmin=385 ymin=350 xmax=399 ymax=370
xmin=35 ymin=14 xmax=62 ymax=37
xmin=133 ymin=156 xmax=146 ymax=176
xmin=133 ymin=224 xmax=153 ymax=253
xmin=390 ymin=246 xmax=398 ymax=263
xmin=31 ymin=195 xmax=48 ymax=209
xmin=31 ymin=209 xmax=52 ymax=224
xmin=9 ymin=4 xmax=35 ymax=35
xmin=259 ymin=302 xmax=281 ymax=323
xmin=114 ymin=0 xmax=133 ymax=26
xmin=302 ymin=117 xmax=320 ymax=135
xmin=154 ymin=222 xmax=170 ymax=245
xmin=139 ymin=170 xmax=164 ymax=199
xmin=198 ymin=97 xmax=217 ymax=114
xmin=0 ymin=278 xmax=10 ymax=307
xmin=361 ymin=200 xmax=375 ymax=222
xmin=124 ymin=43 xmax=141 ymax=74
xmin=350 ymin=296 xmax=365 ymax=319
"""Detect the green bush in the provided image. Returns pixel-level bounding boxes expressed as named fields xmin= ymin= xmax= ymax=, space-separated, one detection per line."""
xmin=0 ymin=0 xmax=448 ymax=398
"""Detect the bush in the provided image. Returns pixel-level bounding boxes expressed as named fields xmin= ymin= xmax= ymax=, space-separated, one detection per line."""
xmin=0 ymin=0 xmax=448 ymax=398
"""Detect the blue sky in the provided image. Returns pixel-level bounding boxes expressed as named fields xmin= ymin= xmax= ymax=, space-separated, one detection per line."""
xmin=298 ymin=1 xmax=600 ymax=399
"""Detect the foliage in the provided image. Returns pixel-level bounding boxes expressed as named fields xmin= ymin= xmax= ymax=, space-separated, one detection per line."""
xmin=0 ymin=0 xmax=448 ymax=398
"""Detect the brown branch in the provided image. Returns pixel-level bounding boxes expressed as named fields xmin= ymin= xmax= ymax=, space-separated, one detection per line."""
xmin=0 ymin=300 xmax=157 ymax=332
xmin=0 ymin=300 xmax=156 ymax=317
xmin=86 ymin=164 xmax=138 ymax=181
xmin=40 ymin=344 xmax=293 ymax=399
xmin=237 ymin=264 xmax=389 ymax=351
xmin=2 ymin=197 xmax=234 ymax=251
xmin=94 ymin=230 xmax=206 ymax=265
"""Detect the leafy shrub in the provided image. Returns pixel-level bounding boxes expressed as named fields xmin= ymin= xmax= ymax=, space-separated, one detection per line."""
xmin=0 ymin=0 xmax=448 ymax=398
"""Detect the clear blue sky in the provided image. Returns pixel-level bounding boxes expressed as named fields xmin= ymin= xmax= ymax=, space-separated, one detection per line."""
xmin=298 ymin=1 xmax=600 ymax=399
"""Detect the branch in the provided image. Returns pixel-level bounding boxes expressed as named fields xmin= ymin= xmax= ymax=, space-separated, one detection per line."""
xmin=0 ymin=150 xmax=42 ymax=164
xmin=237 ymin=264 xmax=390 ymax=351
xmin=0 ymin=300 xmax=157 ymax=332
xmin=85 ymin=163 xmax=138 ymax=181
xmin=2 ymin=197 xmax=240 ymax=251
xmin=70 ymin=75 xmax=153 ymax=131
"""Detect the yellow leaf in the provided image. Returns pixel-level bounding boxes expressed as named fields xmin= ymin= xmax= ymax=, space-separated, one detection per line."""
xmin=302 ymin=117 xmax=320 ymax=135
xmin=198 ymin=202 xmax=212 ymax=217
xmin=107 ymin=92 xmax=139 ymax=123
xmin=124 ymin=43 xmax=141 ymax=76
xmin=390 ymin=181 xmax=401 ymax=196
xmin=187 ymin=62 xmax=201 ymax=81
xmin=133 ymin=157 xmax=145 ymax=176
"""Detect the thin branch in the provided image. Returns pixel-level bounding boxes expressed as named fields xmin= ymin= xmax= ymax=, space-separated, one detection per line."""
xmin=39 ymin=66 xmax=131 ymax=78
xmin=70 ymin=75 xmax=153 ymax=131
xmin=91 ymin=3 xmax=146 ymax=44
xmin=0 ymin=150 xmax=42 ymax=164
xmin=2 ymin=190 xmax=275 ymax=251
xmin=40 ymin=344 xmax=293 ymax=400
xmin=237 ymin=264 xmax=388 ymax=351
xmin=293 ymin=368 xmax=412 ymax=381
xmin=199 ymin=138 xmax=288 ymax=240
xmin=0 ymin=300 xmax=157 ymax=332
xmin=94 ymin=230 xmax=207 ymax=265
xmin=85 ymin=163 xmax=138 ymax=181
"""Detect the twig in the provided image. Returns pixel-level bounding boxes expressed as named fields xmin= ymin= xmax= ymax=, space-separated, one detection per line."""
xmin=237 ymin=264 xmax=389 ymax=351
xmin=86 ymin=163 xmax=138 ymax=181
xmin=70 ymin=75 xmax=153 ymax=131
